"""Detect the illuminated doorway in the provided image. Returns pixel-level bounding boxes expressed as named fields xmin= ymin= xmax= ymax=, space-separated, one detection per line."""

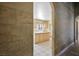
xmin=33 ymin=2 xmax=55 ymax=56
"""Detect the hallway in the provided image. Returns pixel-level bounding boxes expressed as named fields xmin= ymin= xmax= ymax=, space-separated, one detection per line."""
xmin=0 ymin=2 xmax=79 ymax=56
xmin=61 ymin=3 xmax=79 ymax=56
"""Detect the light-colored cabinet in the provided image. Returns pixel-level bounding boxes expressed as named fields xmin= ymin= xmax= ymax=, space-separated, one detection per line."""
xmin=34 ymin=19 xmax=50 ymax=44
xmin=35 ymin=32 xmax=50 ymax=44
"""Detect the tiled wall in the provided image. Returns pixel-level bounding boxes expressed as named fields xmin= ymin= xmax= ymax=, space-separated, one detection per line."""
xmin=0 ymin=3 xmax=33 ymax=56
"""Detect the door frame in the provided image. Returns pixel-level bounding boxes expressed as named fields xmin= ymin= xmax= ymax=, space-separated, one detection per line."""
xmin=33 ymin=2 xmax=55 ymax=56
xmin=75 ymin=16 xmax=79 ymax=45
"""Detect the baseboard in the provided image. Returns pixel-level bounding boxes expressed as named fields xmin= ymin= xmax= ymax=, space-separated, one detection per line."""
xmin=56 ymin=42 xmax=74 ymax=56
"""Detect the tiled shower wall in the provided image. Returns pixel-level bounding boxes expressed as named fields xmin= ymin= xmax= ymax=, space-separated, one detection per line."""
xmin=0 ymin=3 xmax=33 ymax=56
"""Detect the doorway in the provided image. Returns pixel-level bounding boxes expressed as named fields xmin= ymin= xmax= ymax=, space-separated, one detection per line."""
xmin=33 ymin=2 xmax=54 ymax=56
xmin=75 ymin=16 xmax=79 ymax=45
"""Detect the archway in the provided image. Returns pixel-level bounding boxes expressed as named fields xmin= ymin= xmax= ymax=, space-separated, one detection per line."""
xmin=33 ymin=2 xmax=55 ymax=56
xmin=75 ymin=16 xmax=79 ymax=45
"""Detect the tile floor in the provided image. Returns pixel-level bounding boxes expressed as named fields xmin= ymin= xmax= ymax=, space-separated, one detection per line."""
xmin=34 ymin=39 xmax=52 ymax=56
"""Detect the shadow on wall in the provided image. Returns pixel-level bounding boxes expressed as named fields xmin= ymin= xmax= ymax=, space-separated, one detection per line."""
xmin=54 ymin=2 xmax=74 ymax=55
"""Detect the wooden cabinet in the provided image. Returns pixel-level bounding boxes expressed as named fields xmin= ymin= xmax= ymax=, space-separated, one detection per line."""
xmin=35 ymin=32 xmax=50 ymax=44
xmin=34 ymin=19 xmax=50 ymax=44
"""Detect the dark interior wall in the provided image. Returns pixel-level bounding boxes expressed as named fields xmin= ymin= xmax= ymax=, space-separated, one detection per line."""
xmin=0 ymin=3 xmax=33 ymax=56
xmin=74 ymin=3 xmax=79 ymax=18
xmin=54 ymin=2 xmax=74 ymax=55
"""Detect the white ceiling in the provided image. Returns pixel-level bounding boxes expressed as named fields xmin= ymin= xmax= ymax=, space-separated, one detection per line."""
xmin=34 ymin=2 xmax=52 ymax=20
